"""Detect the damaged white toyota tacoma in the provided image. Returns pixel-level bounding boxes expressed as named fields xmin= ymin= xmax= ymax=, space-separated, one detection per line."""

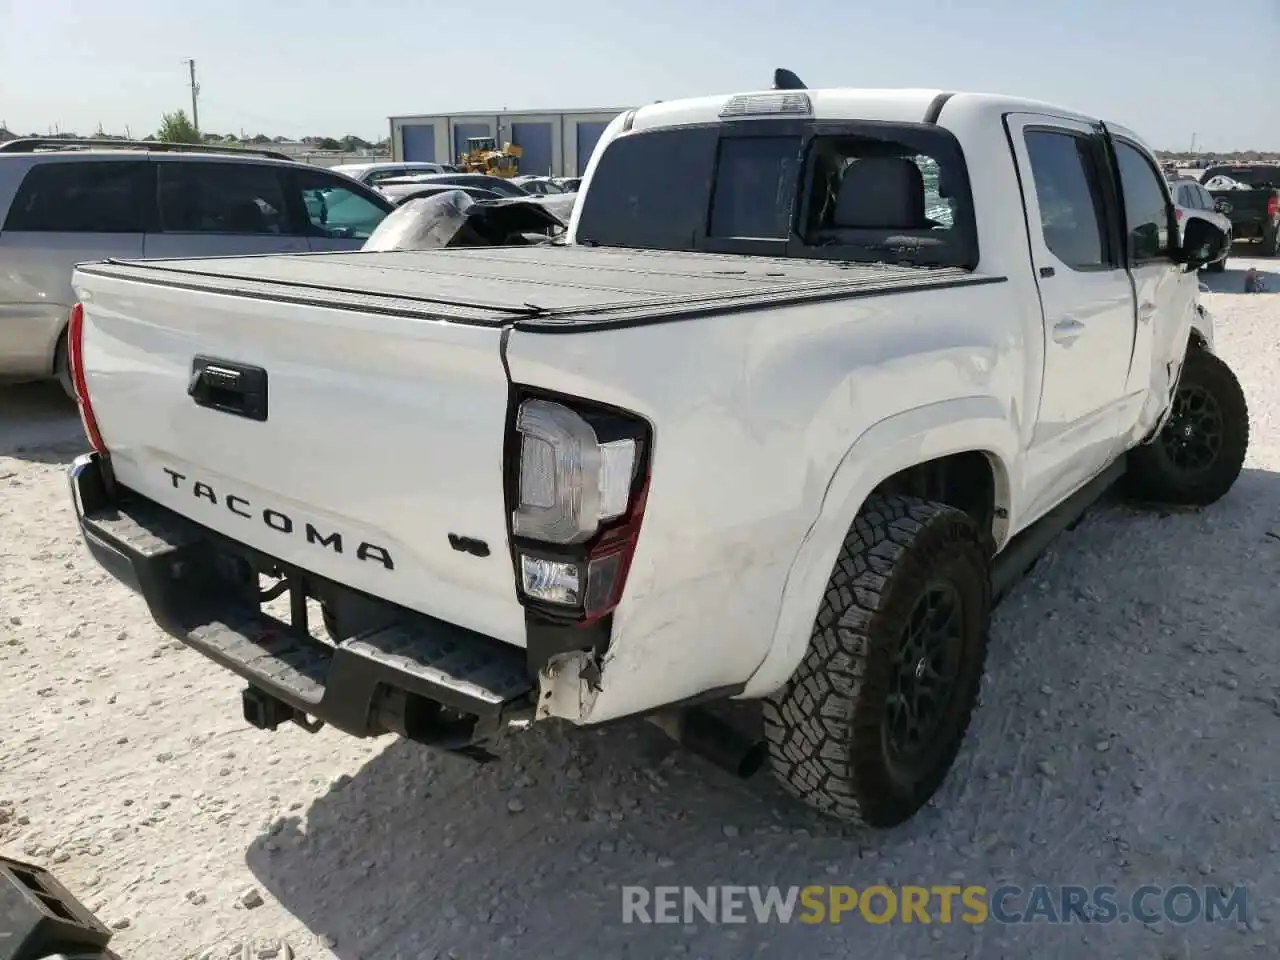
xmin=66 ymin=72 xmax=1248 ymax=828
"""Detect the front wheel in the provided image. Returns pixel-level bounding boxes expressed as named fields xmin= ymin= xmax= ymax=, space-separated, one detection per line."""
xmin=763 ymin=495 xmax=991 ymax=828
xmin=1126 ymin=348 xmax=1249 ymax=506
xmin=1204 ymin=256 xmax=1226 ymax=274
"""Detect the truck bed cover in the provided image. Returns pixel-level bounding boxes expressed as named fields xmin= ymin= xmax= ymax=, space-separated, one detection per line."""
xmin=76 ymin=245 xmax=1002 ymax=332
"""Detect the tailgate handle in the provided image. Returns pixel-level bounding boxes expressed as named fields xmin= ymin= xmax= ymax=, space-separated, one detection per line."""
xmin=188 ymin=356 xmax=269 ymax=422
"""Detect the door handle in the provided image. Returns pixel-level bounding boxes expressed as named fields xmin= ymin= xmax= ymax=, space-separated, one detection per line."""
xmin=1052 ymin=317 xmax=1085 ymax=346
xmin=1138 ymin=301 xmax=1156 ymax=323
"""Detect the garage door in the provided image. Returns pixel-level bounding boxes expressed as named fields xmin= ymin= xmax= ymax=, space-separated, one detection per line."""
xmin=401 ymin=124 xmax=435 ymax=162
xmin=511 ymin=122 xmax=553 ymax=177
xmin=576 ymin=122 xmax=611 ymax=174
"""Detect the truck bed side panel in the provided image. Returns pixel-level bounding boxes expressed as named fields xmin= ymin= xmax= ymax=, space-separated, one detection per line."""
xmin=504 ymin=278 xmax=1022 ymax=720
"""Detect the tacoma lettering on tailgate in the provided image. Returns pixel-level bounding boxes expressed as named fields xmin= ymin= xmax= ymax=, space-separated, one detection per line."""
xmin=162 ymin=467 xmax=395 ymax=570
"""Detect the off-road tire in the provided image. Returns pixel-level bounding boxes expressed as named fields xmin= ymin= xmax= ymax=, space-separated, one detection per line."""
xmin=1262 ymin=227 xmax=1280 ymax=258
xmin=1126 ymin=348 xmax=1249 ymax=506
xmin=54 ymin=333 xmax=74 ymax=399
xmin=762 ymin=495 xmax=991 ymax=828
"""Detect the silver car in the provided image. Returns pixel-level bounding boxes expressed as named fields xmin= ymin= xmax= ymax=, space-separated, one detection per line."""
xmin=1172 ymin=178 xmax=1233 ymax=273
xmin=0 ymin=138 xmax=394 ymax=392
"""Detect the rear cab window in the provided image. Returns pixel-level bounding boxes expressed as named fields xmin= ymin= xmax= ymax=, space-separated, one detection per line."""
xmin=574 ymin=117 xmax=978 ymax=268
xmin=3 ymin=160 xmax=149 ymax=233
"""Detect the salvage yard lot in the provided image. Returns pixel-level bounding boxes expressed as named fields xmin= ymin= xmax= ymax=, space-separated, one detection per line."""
xmin=2 ymin=261 xmax=1279 ymax=960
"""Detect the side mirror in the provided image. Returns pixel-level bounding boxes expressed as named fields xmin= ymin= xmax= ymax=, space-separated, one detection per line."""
xmin=1176 ymin=212 xmax=1229 ymax=271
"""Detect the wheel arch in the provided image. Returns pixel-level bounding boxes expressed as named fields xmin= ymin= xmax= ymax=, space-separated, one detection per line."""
xmin=740 ymin=396 xmax=1018 ymax=698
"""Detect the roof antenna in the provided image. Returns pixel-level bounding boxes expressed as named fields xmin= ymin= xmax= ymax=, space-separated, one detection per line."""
xmin=773 ymin=68 xmax=807 ymax=91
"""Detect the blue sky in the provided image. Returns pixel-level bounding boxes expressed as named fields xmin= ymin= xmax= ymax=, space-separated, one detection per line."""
xmin=2 ymin=0 xmax=1277 ymax=150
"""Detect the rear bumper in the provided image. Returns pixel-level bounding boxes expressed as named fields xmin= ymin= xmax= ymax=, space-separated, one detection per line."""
xmin=69 ymin=453 xmax=535 ymax=743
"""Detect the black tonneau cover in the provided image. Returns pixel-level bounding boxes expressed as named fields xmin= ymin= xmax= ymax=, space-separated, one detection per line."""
xmin=76 ymin=246 xmax=1001 ymax=332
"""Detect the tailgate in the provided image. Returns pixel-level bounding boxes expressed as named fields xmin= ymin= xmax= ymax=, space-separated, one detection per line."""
xmin=71 ymin=264 xmax=526 ymax=647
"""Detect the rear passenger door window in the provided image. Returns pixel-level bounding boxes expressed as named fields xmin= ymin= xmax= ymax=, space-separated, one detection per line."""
xmin=3 ymin=161 xmax=148 ymax=233
xmin=1113 ymin=141 xmax=1175 ymax=262
xmin=157 ymin=162 xmax=289 ymax=235
xmin=1022 ymin=130 xmax=1108 ymax=270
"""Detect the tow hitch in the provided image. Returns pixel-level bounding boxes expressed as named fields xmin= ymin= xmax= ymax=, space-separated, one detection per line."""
xmin=241 ymin=686 xmax=324 ymax=733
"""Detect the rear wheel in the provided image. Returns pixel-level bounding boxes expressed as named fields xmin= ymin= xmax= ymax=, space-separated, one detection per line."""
xmin=1262 ymin=227 xmax=1280 ymax=258
xmin=1126 ymin=348 xmax=1249 ymax=506
xmin=54 ymin=333 xmax=74 ymax=399
xmin=1204 ymin=256 xmax=1226 ymax=273
xmin=763 ymin=495 xmax=991 ymax=828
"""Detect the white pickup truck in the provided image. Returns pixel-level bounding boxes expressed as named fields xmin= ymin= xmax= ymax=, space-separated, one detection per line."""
xmin=66 ymin=74 xmax=1247 ymax=829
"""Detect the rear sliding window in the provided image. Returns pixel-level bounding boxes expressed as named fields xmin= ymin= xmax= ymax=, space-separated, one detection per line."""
xmin=576 ymin=122 xmax=977 ymax=268
xmin=3 ymin=161 xmax=148 ymax=233
xmin=709 ymin=136 xmax=801 ymax=239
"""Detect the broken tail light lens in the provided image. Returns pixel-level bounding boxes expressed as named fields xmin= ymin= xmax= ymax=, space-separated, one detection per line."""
xmin=509 ymin=395 xmax=650 ymax=622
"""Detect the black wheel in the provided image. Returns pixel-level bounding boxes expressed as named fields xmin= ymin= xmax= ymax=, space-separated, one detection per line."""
xmin=1263 ymin=228 xmax=1280 ymax=258
xmin=763 ymin=495 xmax=991 ymax=828
xmin=1204 ymin=256 xmax=1226 ymax=274
xmin=54 ymin=332 xmax=75 ymax=399
xmin=1126 ymin=348 xmax=1249 ymax=506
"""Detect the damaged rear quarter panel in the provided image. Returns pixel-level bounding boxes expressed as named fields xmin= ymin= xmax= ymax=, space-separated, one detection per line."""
xmin=505 ymin=277 xmax=1016 ymax=724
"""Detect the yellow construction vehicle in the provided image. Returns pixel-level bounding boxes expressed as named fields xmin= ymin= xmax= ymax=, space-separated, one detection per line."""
xmin=456 ymin=137 xmax=523 ymax=178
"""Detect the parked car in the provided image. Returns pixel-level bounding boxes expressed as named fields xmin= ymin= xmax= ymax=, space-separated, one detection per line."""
xmin=1199 ymin=163 xmax=1280 ymax=256
xmin=329 ymin=161 xmax=451 ymax=187
xmin=0 ymin=138 xmax=394 ymax=393
xmin=1172 ymin=178 xmax=1232 ymax=272
xmin=375 ymin=172 xmax=530 ymax=199
xmin=553 ymin=177 xmax=583 ymax=193
xmin=511 ymin=176 xmax=568 ymax=196
xmin=379 ymin=183 xmax=505 ymax=205
xmin=64 ymin=77 xmax=1242 ymax=831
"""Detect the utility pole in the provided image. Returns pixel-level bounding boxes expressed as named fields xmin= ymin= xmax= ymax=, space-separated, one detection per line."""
xmin=184 ymin=59 xmax=201 ymax=135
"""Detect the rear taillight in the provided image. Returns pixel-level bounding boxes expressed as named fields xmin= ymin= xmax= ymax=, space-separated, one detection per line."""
xmin=508 ymin=394 xmax=651 ymax=624
xmin=1175 ymin=208 xmax=1183 ymax=222
xmin=66 ymin=303 xmax=107 ymax=454
xmin=1268 ymin=195 xmax=1279 ymax=220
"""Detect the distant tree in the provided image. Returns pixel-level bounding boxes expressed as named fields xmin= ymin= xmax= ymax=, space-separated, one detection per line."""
xmin=341 ymin=135 xmax=371 ymax=151
xmin=317 ymin=137 xmax=342 ymax=151
xmin=250 ymin=133 xmax=271 ymax=144
xmin=201 ymin=132 xmax=223 ymax=143
xmin=156 ymin=110 xmax=200 ymax=144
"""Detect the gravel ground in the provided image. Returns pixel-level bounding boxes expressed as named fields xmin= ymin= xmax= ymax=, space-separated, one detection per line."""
xmin=2 ymin=260 xmax=1279 ymax=960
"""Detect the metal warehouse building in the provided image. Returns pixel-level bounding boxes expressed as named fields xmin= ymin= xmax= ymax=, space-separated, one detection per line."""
xmin=389 ymin=108 xmax=629 ymax=177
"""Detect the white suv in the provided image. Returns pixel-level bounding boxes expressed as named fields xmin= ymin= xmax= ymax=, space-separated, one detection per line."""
xmin=0 ymin=138 xmax=394 ymax=393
